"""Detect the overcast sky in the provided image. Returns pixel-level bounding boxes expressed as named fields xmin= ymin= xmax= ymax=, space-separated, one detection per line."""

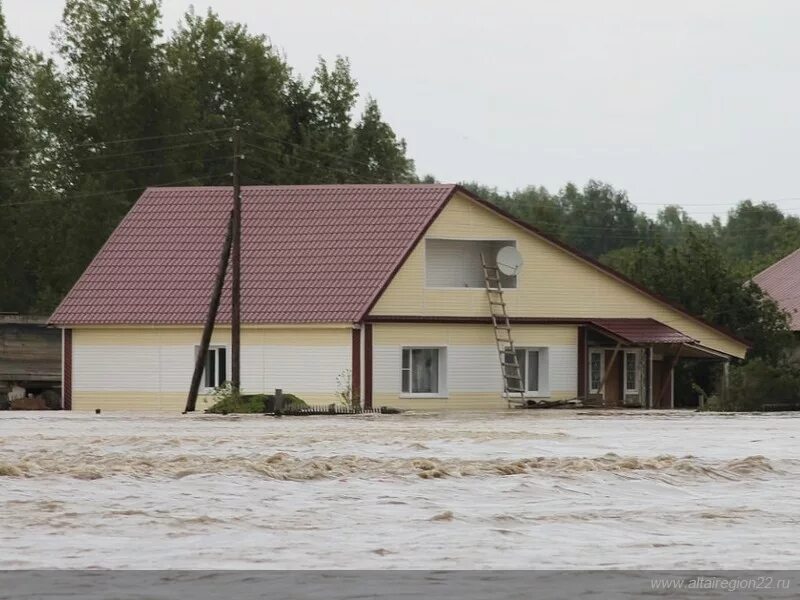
xmin=5 ymin=0 xmax=800 ymax=220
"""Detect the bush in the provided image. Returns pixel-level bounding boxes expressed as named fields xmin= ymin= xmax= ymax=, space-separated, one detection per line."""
xmin=204 ymin=383 xmax=307 ymax=414
xmin=705 ymin=359 xmax=800 ymax=411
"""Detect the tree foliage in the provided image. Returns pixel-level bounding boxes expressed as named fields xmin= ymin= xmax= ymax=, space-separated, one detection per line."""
xmin=0 ymin=0 xmax=415 ymax=313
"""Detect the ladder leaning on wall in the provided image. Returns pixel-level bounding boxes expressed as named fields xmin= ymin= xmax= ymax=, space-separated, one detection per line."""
xmin=481 ymin=253 xmax=526 ymax=408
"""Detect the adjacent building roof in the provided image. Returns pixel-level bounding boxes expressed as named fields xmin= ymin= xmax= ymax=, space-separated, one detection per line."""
xmin=752 ymin=248 xmax=800 ymax=331
xmin=589 ymin=318 xmax=696 ymax=345
xmin=50 ymin=185 xmax=457 ymax=325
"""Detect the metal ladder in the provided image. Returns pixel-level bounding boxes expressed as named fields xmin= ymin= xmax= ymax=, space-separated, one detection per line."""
xmin=481 ymin=253 xmax=526 ymax=407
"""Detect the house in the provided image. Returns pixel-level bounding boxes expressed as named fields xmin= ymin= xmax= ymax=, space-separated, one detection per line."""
xmin=49 ymin=184 xmax=748 ymax=411
xmin=0 ymin=314 xmax=61 ymax=408
xmin=752 ymin=249 xmax=800 ymax=332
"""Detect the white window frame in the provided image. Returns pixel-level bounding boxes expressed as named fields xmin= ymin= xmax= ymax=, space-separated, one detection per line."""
xmin=509 ymin=347 xmax=549 ymax=397
xmin=400 ymin=346 xmax=448 ymax=398
xmin=624 ymin=350 xmax=640 ymax=394
xmin=589 ymin=349 xmax=605 ymax=394
xmin=198 ymin=345 xmax=228 ymax=390
xmin=423 ymin=238 xmax=520 ymax=290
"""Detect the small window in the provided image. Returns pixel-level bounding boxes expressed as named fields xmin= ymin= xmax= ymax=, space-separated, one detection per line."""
xmin=589 ymin=349 xmax=604 ymax=394
xmin=401 ymin=348 xmax=444 ymax=395
xmin=511 ymin=347 xmax=545 ymax=393
xmin=200 ymin=346 xmax=227 ymax=389
xmin=625 ymin=351 xmax=639 ymax=393
xmin=425 ymin=239 xmax=517 ymax=288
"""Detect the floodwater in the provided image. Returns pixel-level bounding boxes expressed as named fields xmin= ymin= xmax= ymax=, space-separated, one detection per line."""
xmin=0 ymin=410 xmax=798 ymax=569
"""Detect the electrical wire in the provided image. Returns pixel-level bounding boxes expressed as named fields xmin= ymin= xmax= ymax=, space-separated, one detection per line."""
xmin=1 ymin=176 xmax=216 ymax=208
xmin=0 ymin=138 xmax=229 ymax=173
xmin=0 ymin=127 xmax=234 ymax=156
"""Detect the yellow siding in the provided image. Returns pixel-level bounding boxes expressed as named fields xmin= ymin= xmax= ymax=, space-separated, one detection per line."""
xmin=372 ymin=322 xmax=576 ymax=346
xmin=370 ymin=191 xmax=747 ymax=358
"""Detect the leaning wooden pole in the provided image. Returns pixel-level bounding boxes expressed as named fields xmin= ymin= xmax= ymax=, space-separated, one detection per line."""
xmin=184 ymin=211 xmax=235 ymax=413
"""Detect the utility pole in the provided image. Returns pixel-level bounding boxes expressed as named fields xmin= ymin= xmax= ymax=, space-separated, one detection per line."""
xmin=184 ymin=211 xmax=234 ymax=413
xmin=231 ymin=122 xmax=242 ymax=396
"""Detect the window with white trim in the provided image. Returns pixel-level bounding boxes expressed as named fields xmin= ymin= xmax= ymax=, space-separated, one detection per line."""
xmin=401 ymin=348 xmax=445 ymax=395
xmin=511 ymin=347 xmax=547 ymax=394
xmin=589 ymin=349 xmax=604 ymax=394
xmin=624 ymin=351 xmax=639 ymax=393
xmin=199 ymin=346 xmax=227 ymax=389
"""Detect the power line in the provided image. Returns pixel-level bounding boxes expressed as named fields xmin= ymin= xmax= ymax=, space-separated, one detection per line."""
xmin=243 ymin=143 xmax=391 ymax=185
xmin=0 ymin=176 xmax=217 ymax=209
xmin=0 ymin=155 xmax=232 ymax=186
xmin=0 ymin=138 xmax=229 ymax=173
xmin=246 ymin=131 xmax=393 ymax=177
xmin=0 ymin=127 xmax=234 ymax=156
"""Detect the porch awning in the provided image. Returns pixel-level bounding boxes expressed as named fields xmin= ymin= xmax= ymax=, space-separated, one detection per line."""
xmin=588 ymin=318 xmax=697 ymax=345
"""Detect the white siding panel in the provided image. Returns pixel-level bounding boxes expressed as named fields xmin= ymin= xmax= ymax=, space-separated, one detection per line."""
xmin=263 ymin=346 xmax=349 ymax=394
xmin=77 ymin=343 xmax=349 ymax=397
xmin=158 ymin=345 xmax=193 ymax=393
xmin=446 ymin=346 xmax=502 ymax=391
xmin=373 ymin=346 xmax=402 ymax=394
xmin=74 ymin=345 xmax=159 ymax=392
xmin=549 ymin=346 xmax=577 ymax=392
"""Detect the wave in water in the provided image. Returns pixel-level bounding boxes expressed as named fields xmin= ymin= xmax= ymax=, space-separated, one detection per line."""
xmin=0 ymin=451 xmax=781 ymax=481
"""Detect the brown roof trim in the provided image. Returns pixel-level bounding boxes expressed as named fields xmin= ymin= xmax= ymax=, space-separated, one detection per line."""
xmin=445 ymin=185 xmax=750 ymax=349
xmin=585 ymin=322 xmax=695 ymax=346
xmin=364 ymin=315 xmax=587 ymax=325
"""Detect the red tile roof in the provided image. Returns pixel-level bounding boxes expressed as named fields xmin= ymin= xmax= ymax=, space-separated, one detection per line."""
xmin=50 ymin=184 xmax=457 ymax=325
xmin=589 ymin=318 xmax=696 ymax=344
xmin=752 ymin=249 xmax=800 ymax=331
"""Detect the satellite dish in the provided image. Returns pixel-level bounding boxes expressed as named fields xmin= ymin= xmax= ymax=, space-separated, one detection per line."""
xmin=496 ymin=246 xmax=523 ymax=276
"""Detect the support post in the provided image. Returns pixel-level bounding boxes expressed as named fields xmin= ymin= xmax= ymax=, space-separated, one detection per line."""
xmin=231 ymin=122 xmax=242 ymax=395
xmin=351 ymin=327 xmax=361 ymax=407
xmin=646 ymin=346 xmax=654 ymax=409
xmin=364 ymin=323 xmax=373 ymax=409
xmin=577 ymin=326 xmax=587 ymax=399
xmin=721 ymin=359 xmax=730 ymax=406
xmin=63 ymin=329 xmax=72 ymax=411
xmin=598 ymin=343 xmax=622 ymax=401
xmin=184 ymin=211 xmax=234 ymax=413
xmin=657 ymin=343 xmax=683 ymax=409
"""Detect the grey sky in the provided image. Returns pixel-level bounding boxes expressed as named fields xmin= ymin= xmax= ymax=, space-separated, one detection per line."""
xmin=5 ymin=0 xmax=800 ymax=220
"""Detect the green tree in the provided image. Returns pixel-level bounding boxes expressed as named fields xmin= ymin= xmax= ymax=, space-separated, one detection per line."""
xmin=163 ymin=8 xmax=289 ymax=184
xmin=715 ymin=200 xmax=800 ymax=276
xmin=603 ymin=232 xmax=792 ymax=362
xmin=350 ymin=97 xmax=414 ymax=182
xmin=0 ymin=1 xmax=37 ymax=311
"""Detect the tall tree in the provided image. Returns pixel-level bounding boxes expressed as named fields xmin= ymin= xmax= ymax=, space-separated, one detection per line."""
xmin=0 ymin=2 xmax=38 ymax=311
xmin=163 ymin=8 xmax=289 ymax=184
xmin=714 ymin=200 xmax=800 ymax=276
xmin=350 ymin=97 xmax=414 ymax=182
